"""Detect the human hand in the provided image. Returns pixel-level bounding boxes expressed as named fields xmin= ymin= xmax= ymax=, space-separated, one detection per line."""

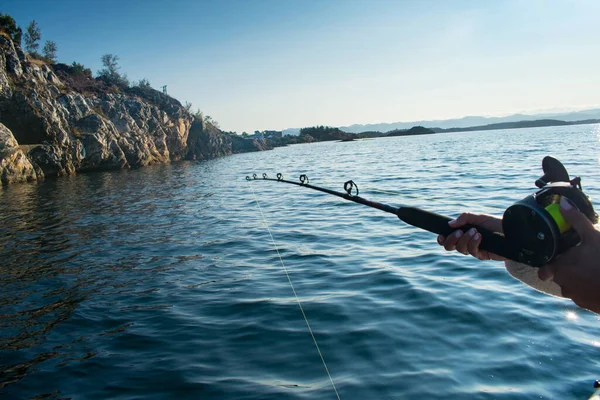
xmin=437 ymin=213 xmax=507 ymax=261
xmin=538 ymin=198 xmax=600 ymax=313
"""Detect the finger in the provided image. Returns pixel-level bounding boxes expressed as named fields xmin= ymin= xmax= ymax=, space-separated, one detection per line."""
xmin=538 ymin=264 xmax=556 ymax=282
xmin=437 ymin=235 xmax=445 ymax=245
xmin=468 ymin=232 xmax=506 ymax=261
xmin=449 ymin=213 xmax=491 ymax=228
xmin=560 ymin=197 xmax=595 ymax=242
xmin=456 ymin=227 xmax=477 ymax=255
xmin=467 ymin=229 xmax=482 ymax=257
xmin=443 ymin=230 xmax=463 ymax=251
xmin=537 ymin=245 xmax=578 ymax=284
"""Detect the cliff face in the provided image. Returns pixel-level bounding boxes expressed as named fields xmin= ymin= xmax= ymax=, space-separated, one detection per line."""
xmin=0 ymin=35 xmax=270 ymax=185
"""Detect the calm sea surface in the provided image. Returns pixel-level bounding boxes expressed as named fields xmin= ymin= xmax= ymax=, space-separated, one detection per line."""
xmin=1 ymin=125 xmax=600 ymax=400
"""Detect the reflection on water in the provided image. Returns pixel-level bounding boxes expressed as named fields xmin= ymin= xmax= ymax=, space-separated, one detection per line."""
xmin=1 ymin=125 xmax=600 ymax=399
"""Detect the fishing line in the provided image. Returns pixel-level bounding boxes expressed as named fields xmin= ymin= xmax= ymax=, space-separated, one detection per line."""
xmin=248 ymin=184 xmax=341 ymax=400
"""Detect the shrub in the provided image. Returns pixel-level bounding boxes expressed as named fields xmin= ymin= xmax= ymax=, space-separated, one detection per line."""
xmin=52 ymin=62 xmax=107 ymax=94
xmin=96 ymin=53 xmax=129 ymax=88
xmin=0 ymin=13 xmax=22 ymax=44
xmin=71 ymin=62 xmax=92 ymax=76
xmin=42 ymin=40 xmax=57 ymax=62
xmin=135 ymin=78 xmax=151 ymax=88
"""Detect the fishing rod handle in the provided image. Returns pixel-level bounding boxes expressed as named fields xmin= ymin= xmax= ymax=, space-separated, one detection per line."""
xmin=397 ymin=207 xmax=515 ymax=260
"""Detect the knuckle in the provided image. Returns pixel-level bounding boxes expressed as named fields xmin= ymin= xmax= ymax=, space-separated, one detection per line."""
xmin=459 ymin=212 xmax=473 ymax=221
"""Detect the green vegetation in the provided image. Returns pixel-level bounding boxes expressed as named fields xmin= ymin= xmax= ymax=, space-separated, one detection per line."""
xmin=4 ymin=17 xmax=59 ymax=63
xmin=300 ymin=125 xmax=354 ymax=141
xmin=97 ymin=54 xmax=129 ymax=87
xmin=24 ymin=20 xmax=41 ymax=54
xmin=134 ymin=78 xmax=151 ymax=88
xmin=42 ymin=40 xmax=57 ymax=62
xmin=186 ymin=105 xmax=221 ymax=130
xmin=0 ymin=13 xmax=22 ymax=43
xmin=70 ymin=62 xmax=92 ymax=76
xmin=204 ymin=115 xmax=219 ymax=129
xmin=52 ymin=62 xmax=102 ymax=93
xmin=261 ymin=125 xmax=437 ymax=147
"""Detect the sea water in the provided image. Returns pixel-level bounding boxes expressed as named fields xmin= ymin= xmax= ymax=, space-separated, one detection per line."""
xmin=1 ymin=124 xmax=600 ymax=399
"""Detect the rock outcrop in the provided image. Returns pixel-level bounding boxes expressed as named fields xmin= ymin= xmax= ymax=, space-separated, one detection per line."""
xmin=231 ymin=134 xmax=271 ymax=153
xmin=186 ymin=119 xmax=233 ymax=161
xmin=0 ymin=34 xmax=270 ymax=185
xmin=0 ymin=122 xmax=38 ymax=184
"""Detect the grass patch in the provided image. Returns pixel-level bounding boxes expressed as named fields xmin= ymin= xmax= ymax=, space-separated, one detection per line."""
xmin=28 ymin=58 xmax=48 ymax=66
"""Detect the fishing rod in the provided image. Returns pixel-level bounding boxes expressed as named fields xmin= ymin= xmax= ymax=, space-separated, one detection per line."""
xmin=247 ymin=156 xmax=597 ymax=267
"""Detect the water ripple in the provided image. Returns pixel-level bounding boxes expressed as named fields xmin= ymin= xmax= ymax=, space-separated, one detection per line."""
xmin=1 ymin=125 xmax=600 ymax=399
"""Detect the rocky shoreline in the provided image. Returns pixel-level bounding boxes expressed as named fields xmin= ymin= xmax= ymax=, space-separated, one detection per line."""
xmin=0 ymin=34 xmax=270 ymax=186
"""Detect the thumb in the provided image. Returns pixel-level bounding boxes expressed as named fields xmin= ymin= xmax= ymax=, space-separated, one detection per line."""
xmin=538 ymin=264 xmax=556 ymax=281
xmin=560 ymin=197 xmax=595 ymax=242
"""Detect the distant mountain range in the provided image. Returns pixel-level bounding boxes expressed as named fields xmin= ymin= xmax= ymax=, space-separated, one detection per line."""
xmin=282 ymin=108 xmax=600 ymax=135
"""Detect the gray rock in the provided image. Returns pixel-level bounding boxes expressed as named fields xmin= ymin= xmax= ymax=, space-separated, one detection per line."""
xmin=0 ymin=36 xmax=23 ymax=78
xmin=0 ymin=33 xmax=266 ymax=185
xmin=0 ymin=147 xmax=39 ymax=184
xmin=0 ymin=123 xmax=18 ymax=151
xmin=0 ymin=123 xmax=38 ymax=184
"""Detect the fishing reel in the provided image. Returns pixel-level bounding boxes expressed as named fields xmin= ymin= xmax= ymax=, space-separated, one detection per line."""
xmin=502 ymin=156 xmax=597 ymax=266
xmin=249 ymin=155 xmax=597 ymax=268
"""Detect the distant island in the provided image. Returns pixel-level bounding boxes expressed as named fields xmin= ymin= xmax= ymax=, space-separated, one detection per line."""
xmin=332 ymin=108 xmax=600 ymax=134
xmin=431 ymin=118 xmax=600 ymax=133
xmin=261 ymin=118 xmax=599 ymax=148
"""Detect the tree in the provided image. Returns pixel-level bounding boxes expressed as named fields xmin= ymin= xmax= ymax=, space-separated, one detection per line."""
xmin=204 ymin=115 xmax=219 ymax=129
xmin=241 ymin=132 xmax=249 ymax=138
xmin=0 ymin=13 xmax=22 ymax=44
xmin=100 ymin=54 xmax=119 ymax=76
xmin=23 ymin=20 xmax=41 ymax=54
xmin=97 ymin=54 xmax=129 ymax=87
xmin=42 ymin=40 xmax=57 ymax=62
xmin=192 ymin=109 xmax=204 ymax=121
xmin=184 ymin=101 xmax=193 ymax=112
xmin=136 ymin=78 xmax=151 ymax=88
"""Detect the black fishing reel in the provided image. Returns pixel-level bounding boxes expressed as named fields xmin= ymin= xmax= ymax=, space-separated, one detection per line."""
xmin=249 ymin=155 xmax=597 ymax=268
xmin=502 ymin=156 xmax=597 ymax=266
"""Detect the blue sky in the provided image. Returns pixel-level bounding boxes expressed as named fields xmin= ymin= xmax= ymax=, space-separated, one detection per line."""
xmin=3 ymin=0 xmax=600 ymax=133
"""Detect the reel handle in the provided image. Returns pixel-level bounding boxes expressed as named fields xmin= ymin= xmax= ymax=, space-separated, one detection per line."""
xmin=397 ymin=207 xmax=518 ymax=261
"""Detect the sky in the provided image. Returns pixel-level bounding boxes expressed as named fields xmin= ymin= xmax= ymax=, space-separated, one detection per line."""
xmin=2 ymin=0 xmax=600 ymax=133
